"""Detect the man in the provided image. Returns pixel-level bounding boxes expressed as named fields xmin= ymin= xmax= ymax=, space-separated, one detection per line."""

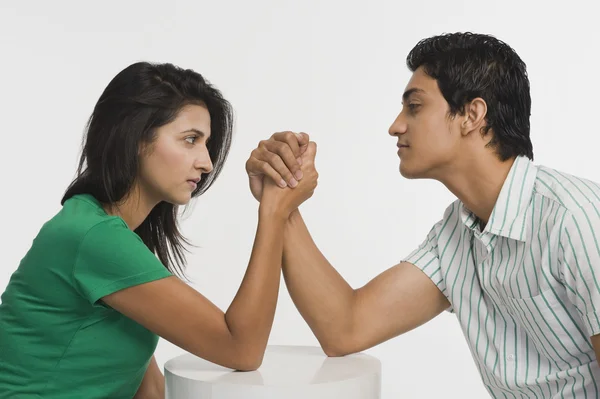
xmin=245 ymin=32 xmax=600 ymax=397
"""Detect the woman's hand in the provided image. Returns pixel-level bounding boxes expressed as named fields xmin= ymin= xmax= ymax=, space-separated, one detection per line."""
xmin=259 ymin=141 xmax=318 ymax=218
xmin=245 ymin=131 xmax=310 ymax=201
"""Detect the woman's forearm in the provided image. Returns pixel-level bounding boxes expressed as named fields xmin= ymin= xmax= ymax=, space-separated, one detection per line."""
xmin=224 ymin=204 xmax=287 ymax=367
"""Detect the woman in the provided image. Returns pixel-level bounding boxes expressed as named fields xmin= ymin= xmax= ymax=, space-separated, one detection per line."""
xmin=0 ymin=61 xmax=318 ymax=398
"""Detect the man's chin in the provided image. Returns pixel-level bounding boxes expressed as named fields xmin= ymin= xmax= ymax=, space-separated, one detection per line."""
xmin=399 ymin=164 xmax=419 ymax=179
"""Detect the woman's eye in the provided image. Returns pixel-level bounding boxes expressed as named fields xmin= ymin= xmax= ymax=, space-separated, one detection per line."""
xmin=185 ymin=136 xmax=197 ymax=144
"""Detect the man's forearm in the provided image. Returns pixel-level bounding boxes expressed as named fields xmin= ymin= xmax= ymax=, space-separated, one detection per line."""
xmin=282 ymin=210 xmax=355 ymax=354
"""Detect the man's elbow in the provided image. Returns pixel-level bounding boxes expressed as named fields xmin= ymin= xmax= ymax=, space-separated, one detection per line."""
xmin=320 ymin=335 xmax=356 ymax=357
xmin=319 ymin=315 xmax=359 ymax=357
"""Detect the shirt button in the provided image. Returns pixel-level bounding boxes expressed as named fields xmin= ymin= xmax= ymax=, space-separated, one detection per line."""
xmin=507 ymin=354 xmax=515 ymax=361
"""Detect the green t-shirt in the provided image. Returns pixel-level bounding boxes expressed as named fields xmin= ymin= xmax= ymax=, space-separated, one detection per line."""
xmin=0 ymin=194 xmax=173 ymax=398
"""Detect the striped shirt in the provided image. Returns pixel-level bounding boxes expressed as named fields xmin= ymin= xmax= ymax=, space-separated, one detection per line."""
xmin=403 ymin=155 xmax=600 ymax=398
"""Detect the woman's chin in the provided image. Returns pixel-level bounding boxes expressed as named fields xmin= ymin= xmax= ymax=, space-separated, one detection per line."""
xmin=163 ymin=191 xmax=193 ymax=207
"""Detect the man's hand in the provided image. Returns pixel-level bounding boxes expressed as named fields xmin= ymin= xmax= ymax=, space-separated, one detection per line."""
xmin=260 ymin=141 xmax=319 ymax=218
xmin=245 ymin=131 xmax=310 ymax=201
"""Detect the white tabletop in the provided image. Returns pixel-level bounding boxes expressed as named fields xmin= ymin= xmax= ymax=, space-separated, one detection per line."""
xmin=164 ymin=345 xmax=381 ymax=399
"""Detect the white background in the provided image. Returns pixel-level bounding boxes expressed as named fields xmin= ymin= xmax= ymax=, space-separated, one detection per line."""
xmin=1 ymin=1 xmax=599 ymax=397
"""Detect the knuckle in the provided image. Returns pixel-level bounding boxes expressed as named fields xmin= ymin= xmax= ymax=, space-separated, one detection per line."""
xmin=274 ymin=140 xmax=286 ymax=151
xmin=266 ymin=152 xmax=278 ymax=162
xmin=260 ymin=162 xmax=270 ymax=172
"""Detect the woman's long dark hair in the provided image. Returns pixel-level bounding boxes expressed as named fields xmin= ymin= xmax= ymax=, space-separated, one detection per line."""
xmin=62 ymin=62 xmax=234 ymax=278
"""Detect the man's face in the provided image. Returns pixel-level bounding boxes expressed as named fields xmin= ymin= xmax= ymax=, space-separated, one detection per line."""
xmin=388 ymin=67 xmax=464 ymax=180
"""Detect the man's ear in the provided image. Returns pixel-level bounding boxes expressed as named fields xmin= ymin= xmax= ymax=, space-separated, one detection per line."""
xmin=461 ymin=97 xmax=487 ymax=137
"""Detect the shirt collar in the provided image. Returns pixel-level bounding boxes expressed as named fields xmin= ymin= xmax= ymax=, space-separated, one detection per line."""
xmin=460 ymin=155 xmax=538 ymax=242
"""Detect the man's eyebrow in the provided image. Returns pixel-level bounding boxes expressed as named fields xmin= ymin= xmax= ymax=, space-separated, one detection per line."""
xmin=402 ymin=88 xmax=425 ymax=103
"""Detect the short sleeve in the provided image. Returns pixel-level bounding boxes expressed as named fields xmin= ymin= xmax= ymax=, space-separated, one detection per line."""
xmin=402 ymin=219 xmax=453 ymax=313
xmin=73 ymin=218 xmax=173 ymax=305
xmin=559 ymin=203 xmax=600 ymax=337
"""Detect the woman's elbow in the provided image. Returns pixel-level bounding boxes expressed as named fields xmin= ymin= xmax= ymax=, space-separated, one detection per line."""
xmin=233 ymin=352 xmax=263 ymax=371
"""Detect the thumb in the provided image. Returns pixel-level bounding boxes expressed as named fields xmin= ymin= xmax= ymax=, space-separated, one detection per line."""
xmin=300 ymin=132 xmax=310 ymax=144
xmin=304 ymin=141 xmax=317 ymax=160
xmin=296 ymin=132 xmax=310 ymax=153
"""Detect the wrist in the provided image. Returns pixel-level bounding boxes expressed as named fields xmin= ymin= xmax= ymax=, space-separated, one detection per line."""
xmin=288 ymin=209 xmax=302 ymax=224
xmin=258 ymin=203 xmax=289 ymax=222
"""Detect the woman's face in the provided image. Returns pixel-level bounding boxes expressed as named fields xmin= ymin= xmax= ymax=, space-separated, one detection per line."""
xmin=138 ymin=104 xmax=213 ymax=206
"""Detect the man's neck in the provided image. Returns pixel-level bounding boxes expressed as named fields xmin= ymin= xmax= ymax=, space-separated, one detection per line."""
xmin=439 ymin=154 xmax=516 ymax=227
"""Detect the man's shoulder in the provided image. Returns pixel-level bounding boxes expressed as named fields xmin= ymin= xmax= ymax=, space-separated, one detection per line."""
xmin=426 ymin=199 xmax=465 ymax=237
xmin=534 ymin=164 xmax=600 ymax=214
xmin=441 ymin=198 xmax=464 ymax=222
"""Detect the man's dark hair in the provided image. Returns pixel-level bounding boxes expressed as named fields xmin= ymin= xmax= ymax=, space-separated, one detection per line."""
xmin=407 ymin=32 xmax=533 ymax=161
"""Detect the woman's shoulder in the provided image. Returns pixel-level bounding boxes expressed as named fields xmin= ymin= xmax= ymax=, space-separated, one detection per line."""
xmin=37 ymin=194 xmax=130 ymax=249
